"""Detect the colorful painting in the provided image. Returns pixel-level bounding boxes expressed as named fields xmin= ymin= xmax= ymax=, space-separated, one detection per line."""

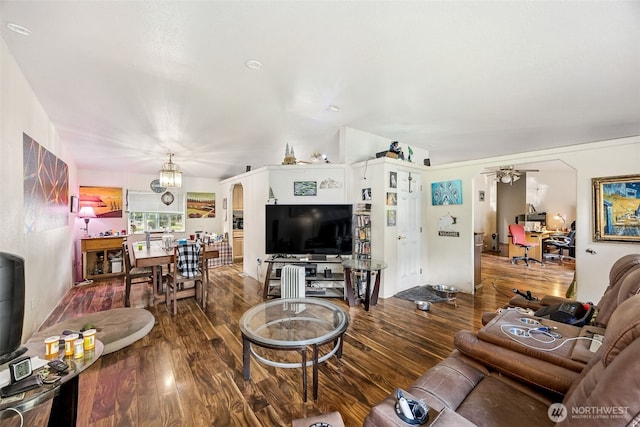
xmin=187 ymin=192 xmax=216 ymax=218
xmin=23 ymin=133 xmax=69 ymax=233
xmin=592 ymin=175 xmax=640 ymax=242
xmin=79 ymin=186 xmax=122 ymax=217
xmin=431 ymin=180 xmax=463 ymax=205
xmin=294 ymin=181 xmax=317 ymax=196
xmin=386 ymin=192 xmax=397 ymax=206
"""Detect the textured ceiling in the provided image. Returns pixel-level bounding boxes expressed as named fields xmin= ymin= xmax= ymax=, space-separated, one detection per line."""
xmin=1 ymin=1 xmax=639 ymax=179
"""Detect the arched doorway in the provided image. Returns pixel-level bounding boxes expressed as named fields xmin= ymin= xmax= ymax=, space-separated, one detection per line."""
xmin=232 ymin=184 xmax=244 ymax=262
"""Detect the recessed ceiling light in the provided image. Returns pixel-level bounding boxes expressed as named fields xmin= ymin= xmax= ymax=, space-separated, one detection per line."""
xmin=7 ymin=23 xmax=31 ymax=36
xmin=328 ymin=105 xmax=340 ymax=112
xmin=245 ymin=60 xmax=262 ymax=70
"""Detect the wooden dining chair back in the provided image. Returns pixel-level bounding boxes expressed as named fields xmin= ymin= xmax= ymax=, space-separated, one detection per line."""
xmin=123 ymin=242 xmax=155 ymax=307
xmin=165 ymin=242 xmax=204 ymax=314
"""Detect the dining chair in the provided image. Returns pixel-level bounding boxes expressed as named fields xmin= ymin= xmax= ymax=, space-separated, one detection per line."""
xmin=123 ymin=242 xmax=155 ymax=307
xmin=165 ymin=242 xmax=204 ymax=314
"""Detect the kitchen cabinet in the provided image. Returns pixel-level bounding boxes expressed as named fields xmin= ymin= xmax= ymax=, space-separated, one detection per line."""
xmin=81 ymin=236 xmax=126 ymax=280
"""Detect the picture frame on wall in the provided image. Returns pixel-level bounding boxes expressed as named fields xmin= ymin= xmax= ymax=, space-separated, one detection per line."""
xmin=294 ymin=181 xmax=317 ymax=196
xmin=389 ymin=171 xmax=397 ymax=188
xmin=387 ymin=210 xmax=396 ymax=226
xmin=592 ymin=174 xmax=640 ymax=242
xmin=362 ymin=188 xmax=372 ymax=200
xmin=70 ymin=195 xmax=79 ymax=213
xmin=386 ymin=192 xmax=397 ymax=206
xmin=431 ymin=179 xmax=463 ymax=205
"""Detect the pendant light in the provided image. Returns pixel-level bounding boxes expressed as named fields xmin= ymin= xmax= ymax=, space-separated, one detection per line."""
xmin=159 ymin=153 xmax=183 ymax=188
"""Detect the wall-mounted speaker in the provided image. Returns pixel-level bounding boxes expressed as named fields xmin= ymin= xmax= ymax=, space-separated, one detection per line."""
xmin=424 ymin=158 xmax=431 ymax=166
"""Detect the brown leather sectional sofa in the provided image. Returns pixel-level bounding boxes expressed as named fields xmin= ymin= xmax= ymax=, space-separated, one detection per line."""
xmin=364 ymin=255 xmax=640 ymax=426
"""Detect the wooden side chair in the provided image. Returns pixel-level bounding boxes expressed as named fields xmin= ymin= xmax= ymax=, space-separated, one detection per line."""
xmin=123 ymin=242 xmax=155 ymax=307
xmin=165 ymin=242 xmax=204 ymax=314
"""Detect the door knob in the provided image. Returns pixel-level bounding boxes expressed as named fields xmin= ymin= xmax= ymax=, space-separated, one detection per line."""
xmin=398 ymin=235 xmax=406 ymax=240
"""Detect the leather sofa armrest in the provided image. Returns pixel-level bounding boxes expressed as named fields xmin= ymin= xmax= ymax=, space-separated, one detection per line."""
xmin=539 ymin=295 xmax=574 ymax=306
xmin=508 ymin=296 xmax=544 ymax=311
xmin=454 ymin=330 xmax=578 ymax=395
xmin=363 ymin=352 xmax=487 ymax=427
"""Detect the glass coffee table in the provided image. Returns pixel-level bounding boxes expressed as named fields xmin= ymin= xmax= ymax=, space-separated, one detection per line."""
xmin=239 ymin=298 xmax=349 ymax=401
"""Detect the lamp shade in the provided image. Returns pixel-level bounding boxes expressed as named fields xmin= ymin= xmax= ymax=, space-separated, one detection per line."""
xmin=159 ymin=153 xmax=183 ymax=188
xmin=78 ymin=206 xmax=96 ymax=218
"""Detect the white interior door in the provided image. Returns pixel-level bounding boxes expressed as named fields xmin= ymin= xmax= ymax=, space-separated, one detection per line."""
xmin=396 ymin=171 xmax=421 ymax=292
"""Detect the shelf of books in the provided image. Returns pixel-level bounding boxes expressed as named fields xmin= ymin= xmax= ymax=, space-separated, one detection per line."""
xmin=353 ymin=203 xmax=371 ymax=260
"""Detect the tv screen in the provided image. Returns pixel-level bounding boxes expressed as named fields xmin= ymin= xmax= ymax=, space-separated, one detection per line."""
xmin=266 ymin=204 xmax=353 ymax=255
xmin=0 ymin=252 xmax=26 ymax=364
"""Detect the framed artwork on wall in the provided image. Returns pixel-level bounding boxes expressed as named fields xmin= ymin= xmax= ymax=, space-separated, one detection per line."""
xmin=431 ymin=180 xmax=463 ymax=205
xmin=70 ymin=196 xmax=79 ymax=213
xmin=294 ymin=181 xmax=317 ymax=196
xmin=592 ymin=174 xmax=640 ymax=242
xmin=187 ymin=192 xmax=215 ymax=218
xmin=387 ymin=210 xmax=396 ymax=226
xmin=389 ymin=172 xmax=397 ymax=188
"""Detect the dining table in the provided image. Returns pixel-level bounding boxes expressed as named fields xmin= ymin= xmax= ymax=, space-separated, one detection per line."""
xmin=129 ymin=240 xmax=219 ymax=305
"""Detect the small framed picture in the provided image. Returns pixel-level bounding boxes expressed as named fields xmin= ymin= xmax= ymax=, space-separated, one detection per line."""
xmin=362 ymin=188 xmax=372 ymax=200
xmin=387 ymin=210 xmax=396 ymax=226
xmin=70 ymin=196 xmax=79 ymax=213
xmin=389 ymin=171 xmax=397 ymax=188
xmin=386 ymin=192 xmax=397 ymax=206
xmin=294 ymin=181 xmax=317 ymax=196
xmin=479 ymin=191 xmax=485 ymax=202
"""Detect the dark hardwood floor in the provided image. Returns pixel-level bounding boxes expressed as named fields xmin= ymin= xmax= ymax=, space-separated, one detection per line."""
xmin=36 ymin=253 xmax=574 ymax=426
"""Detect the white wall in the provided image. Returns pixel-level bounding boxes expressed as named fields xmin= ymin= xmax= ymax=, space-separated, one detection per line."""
xmin=1 ymin=39 xmax=77 ymax=339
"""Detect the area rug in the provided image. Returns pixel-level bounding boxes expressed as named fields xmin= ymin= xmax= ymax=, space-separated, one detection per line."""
xmin=394 ymin=285 xmax=449 ymax=303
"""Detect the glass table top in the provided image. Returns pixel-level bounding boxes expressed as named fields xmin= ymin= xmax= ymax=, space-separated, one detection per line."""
xmin=239 ymin=298 xmax=349 ymax=348
xmin=342 ymin=258 xmax=387 ymax=271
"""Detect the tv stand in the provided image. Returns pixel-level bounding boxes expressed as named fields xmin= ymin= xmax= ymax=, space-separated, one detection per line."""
xmin=263 ymin=256 xmax=347 ymax=299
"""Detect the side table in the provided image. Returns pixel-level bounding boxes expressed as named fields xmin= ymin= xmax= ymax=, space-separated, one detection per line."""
xmin=0 ymin=340 xmax=103 ymax=427
xmin=343 ymin=259 xmax=387 ymax=311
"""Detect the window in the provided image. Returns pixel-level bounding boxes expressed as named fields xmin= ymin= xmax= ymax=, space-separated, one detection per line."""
xmin=127 ymin=191 xmax=185 ymax=234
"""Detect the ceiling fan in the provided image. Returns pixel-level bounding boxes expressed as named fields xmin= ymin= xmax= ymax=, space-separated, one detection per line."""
xmin=483 ymin=165 xmax=539 ymax=184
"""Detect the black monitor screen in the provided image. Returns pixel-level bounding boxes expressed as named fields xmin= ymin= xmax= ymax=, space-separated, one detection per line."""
xmin=265 ymin=204 xmax=352 ymax=255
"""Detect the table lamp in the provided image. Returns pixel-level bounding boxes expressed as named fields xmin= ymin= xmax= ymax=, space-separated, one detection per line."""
xmin=79 ymin=206 xmax=97 ymax=235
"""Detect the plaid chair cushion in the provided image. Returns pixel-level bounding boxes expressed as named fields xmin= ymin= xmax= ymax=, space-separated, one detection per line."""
xmin=176 ymin=244 xmax=201 ymax=279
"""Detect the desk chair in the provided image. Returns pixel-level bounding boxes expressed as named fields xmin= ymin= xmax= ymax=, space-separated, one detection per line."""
xmin=123 ymin=242 xmax=155 ymax=307
xmin=165 ymin=243 xmax=204 ymax=315
xmin=544 ymin=230 xmax=576 ymax=260
xmin=508 ymin=223 xmax=542 ymax=266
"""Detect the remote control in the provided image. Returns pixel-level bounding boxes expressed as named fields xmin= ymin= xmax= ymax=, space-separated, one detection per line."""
xmin=48 ymin=359 xmax=69 ymax=373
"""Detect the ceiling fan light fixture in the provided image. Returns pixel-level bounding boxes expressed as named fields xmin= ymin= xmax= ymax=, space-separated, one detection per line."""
xmin=500 ymin=174 xmax=512 ymax=184
xmin=159 ymin=153 xmax=183 ymax=188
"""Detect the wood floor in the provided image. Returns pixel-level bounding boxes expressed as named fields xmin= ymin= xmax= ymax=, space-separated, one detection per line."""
xmin=37 ymin=253 xmax=574 ymax=426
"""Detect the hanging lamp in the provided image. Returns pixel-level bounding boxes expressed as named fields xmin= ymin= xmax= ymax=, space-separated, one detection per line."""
xmin=159 ymin=153 xmax=183 ymax=188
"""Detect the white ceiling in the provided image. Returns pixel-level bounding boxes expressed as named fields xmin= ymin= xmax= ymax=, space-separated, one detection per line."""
xmin=2 ymin=1 xmax=639 ymax=180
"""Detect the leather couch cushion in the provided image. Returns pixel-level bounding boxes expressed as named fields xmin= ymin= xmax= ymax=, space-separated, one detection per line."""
xmin=456 ymin=374 xmax=554 ymax=427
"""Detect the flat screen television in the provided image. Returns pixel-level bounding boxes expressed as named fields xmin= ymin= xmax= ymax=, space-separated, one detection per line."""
xmin=0 ymin=252 xmax=27 ymax=364
xmin=265 ymin=204 xmax=353 ymax=255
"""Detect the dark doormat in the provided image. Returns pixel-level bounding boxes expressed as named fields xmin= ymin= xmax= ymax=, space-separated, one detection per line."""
xmin=394 ymin=285 xmax=449 ymax=303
